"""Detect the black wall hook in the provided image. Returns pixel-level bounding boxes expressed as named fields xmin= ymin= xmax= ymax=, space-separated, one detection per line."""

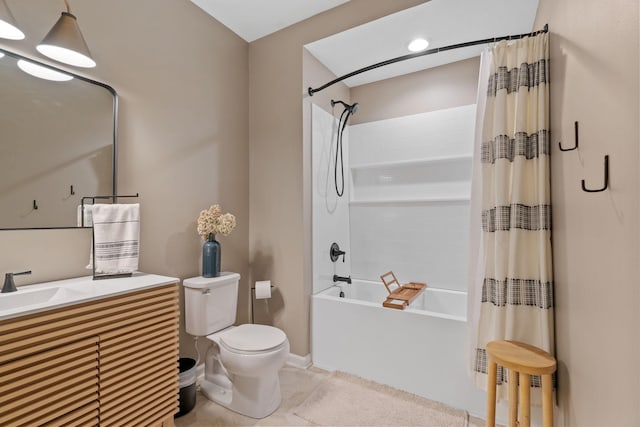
xmin=33 ymin=200 xmax=38 ymax=210
xmin=559 ymin=121 xmax=579 ymax=151
xmin=581 ymin=155 xmax=609 ymax=192
xmin=70 ymin=185 xmax=75 ymax=195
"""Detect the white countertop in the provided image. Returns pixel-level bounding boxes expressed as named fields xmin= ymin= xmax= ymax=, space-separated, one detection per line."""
xmin=0 ymin=272 xmax=179 ymax=321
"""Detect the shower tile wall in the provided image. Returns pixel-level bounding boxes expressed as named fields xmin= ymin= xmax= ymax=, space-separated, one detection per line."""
xmin=349 ymin=104 xmax=476 ymax=291
xmin=311 ymin=104 xmax=351 ymax=294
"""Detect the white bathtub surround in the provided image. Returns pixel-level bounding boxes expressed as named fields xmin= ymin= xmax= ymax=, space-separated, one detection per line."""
xmin=311 ymin=280 xmax=486 ymax=416
xmin=348 ymin=105 xmax=475 ymax=289
xmin=470 ymin=33 xmax=554 ymax=402
xmin=310 ymin=104 xmax=482 ymax=416
xmin=311 ymin=104 xmax=351 ymax=294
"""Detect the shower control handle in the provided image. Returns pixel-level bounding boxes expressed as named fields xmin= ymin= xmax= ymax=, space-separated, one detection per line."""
xmin=330 ymin=242 xmax=346 ymax=263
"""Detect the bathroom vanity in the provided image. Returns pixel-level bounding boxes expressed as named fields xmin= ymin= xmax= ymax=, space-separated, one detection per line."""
xmin=0 ymin=274 xmax=179 ymax=426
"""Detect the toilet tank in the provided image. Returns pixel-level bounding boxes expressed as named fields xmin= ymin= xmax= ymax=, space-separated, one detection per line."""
xmin=183 ymin=272 xmax=240 ymax=336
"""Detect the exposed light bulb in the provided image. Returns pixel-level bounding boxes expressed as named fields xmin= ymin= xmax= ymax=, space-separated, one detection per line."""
xmin=408 ymin=38 xmax=429 ymax=52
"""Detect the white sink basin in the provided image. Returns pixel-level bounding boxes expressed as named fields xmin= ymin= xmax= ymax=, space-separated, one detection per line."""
xmin=0 ymin=287 xmax=86 ymax=311
xmin=0 ymin=273 xmax=178 ymax=321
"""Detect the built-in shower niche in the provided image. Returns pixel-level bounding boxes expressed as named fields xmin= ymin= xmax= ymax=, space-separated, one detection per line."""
xmin=350 ymin=155 xmax=471 ymax=203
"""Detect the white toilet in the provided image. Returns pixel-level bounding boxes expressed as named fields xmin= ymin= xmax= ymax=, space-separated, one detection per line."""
xmin=183 ymin=272 xmax=290 ymax=419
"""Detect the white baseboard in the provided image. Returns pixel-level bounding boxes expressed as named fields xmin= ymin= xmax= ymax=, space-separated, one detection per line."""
xmin=286 ymin=353 xmax=312 ymax=369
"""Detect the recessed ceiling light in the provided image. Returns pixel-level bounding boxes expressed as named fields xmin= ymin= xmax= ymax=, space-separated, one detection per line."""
xmin=17 ymin=59 xmax=74 ymax=82
xmin=408 ymin=38 xmax=429 ymax=52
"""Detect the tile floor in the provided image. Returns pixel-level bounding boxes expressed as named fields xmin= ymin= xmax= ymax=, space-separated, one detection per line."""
xmin=174 ymin=365 xmax=485 ymax=426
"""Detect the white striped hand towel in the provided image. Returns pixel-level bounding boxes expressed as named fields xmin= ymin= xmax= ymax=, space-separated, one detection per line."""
xmin=91 ymin=203 xmax=140 ymax=275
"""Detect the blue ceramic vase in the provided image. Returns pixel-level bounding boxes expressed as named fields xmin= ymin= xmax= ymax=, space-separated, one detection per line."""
xmin=202 ymin=233 xmax=221 ymax=278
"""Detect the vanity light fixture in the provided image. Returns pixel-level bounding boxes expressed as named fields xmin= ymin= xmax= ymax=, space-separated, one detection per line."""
xmin=0 ymin=0 xmax=25 ymax=40
xmin=407 ymin=38 xmax=429 ymax=52
xmin=17 ymin=59 xmax=74 ymax=81
xmin=36 ymin=0 xmax=95 ymax=68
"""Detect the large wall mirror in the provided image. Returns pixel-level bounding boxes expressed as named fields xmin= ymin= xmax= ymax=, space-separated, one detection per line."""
xmin=0 ymin=47 xmax=116 ymax=230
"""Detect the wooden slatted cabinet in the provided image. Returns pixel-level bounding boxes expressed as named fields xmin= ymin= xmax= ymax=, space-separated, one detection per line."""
xmin=0 ymin=282 xmax=179 ymax=427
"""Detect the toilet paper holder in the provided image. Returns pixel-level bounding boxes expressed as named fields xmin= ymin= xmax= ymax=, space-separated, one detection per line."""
xmin=250 ymin=283 xmax=275 ymax=324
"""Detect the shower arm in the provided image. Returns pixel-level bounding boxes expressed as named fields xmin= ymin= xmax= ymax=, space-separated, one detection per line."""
xmin=331 ymin=100 xmax=350 ymax=109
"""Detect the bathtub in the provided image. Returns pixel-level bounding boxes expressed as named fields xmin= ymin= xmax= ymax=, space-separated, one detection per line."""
xmin=311 ymin=279 xmax=486 ymax=417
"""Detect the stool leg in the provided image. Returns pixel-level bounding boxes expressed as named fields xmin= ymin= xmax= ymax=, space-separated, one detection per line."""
xmin=542 ymin=374 xmax=553 ymax=427
xmin=486 ymin=359 xmax=497 ymax=427
xmin=508 ymin=369 xmax=518 ymax=427
xmin=519 ymin=373 xmax=531 ymax=427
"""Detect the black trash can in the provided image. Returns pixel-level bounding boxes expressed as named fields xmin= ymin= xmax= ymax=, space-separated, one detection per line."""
xmin=175 ymin=358 xmax=197 ymax=418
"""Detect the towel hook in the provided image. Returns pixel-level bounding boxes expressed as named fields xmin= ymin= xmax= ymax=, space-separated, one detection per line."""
xmin=33 ymin=200 xmax=38 ymax=210
xmin=70 ymin=185 xmax=75 ymax=195
xmin=559 ymin=121 xmax=579 ymax=151
xmin=581 ymin=155 xmax=609 ymax=193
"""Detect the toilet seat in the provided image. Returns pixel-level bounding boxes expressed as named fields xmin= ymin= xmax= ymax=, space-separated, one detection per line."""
xmin=208 ymin=324 xmax=288 ymax=354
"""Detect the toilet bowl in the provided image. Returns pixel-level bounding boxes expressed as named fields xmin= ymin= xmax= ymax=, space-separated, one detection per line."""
xmin=183 ymin=273 xmax=290 ymax=419
xmin=201 ymin=324 xmax=289 ymax=418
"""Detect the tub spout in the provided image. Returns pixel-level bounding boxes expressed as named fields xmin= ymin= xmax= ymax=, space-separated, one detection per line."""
xmin=333 ymin=274 xmax=351 ymax=284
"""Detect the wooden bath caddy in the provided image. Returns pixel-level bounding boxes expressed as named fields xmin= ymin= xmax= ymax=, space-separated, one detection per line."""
xmin=380 ymin=271 xmax=427 ymax=310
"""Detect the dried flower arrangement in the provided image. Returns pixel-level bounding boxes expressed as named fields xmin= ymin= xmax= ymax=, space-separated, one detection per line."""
xmin=197 ymin=204 xmax=236 ymax=240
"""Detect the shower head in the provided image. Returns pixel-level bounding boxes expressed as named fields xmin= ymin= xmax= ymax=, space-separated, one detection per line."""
xmin=331 ymin=99 xmax=358 ymax=115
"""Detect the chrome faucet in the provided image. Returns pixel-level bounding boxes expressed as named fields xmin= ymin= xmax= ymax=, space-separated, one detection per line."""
xmin=333 ymin=274 xmax=351 ymax=284
xmin=2 ymin=270 xmax=32 ymax=293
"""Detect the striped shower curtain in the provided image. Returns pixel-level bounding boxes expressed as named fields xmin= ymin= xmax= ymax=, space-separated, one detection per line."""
xmin=470 ymin=32 xmax=554 ymax=399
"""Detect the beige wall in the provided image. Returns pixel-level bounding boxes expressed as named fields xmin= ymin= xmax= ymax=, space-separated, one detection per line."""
xmin=534 ymin=1 xmax=640 ymax=426
xmin=350 ymin=57 xmax=481 ymax=124
xmin=249 ymin=0 xmax=427 ymax=356
xmin=0 ymin=0 xmax=250 ymax=360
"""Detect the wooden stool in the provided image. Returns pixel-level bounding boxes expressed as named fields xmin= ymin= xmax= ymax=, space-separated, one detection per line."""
xmin=486 ymin=340 xmax=556 ymax=427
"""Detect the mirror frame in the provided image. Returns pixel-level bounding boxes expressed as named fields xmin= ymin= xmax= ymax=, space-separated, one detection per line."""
xmin=0 ymin=47 xmax=118 ymax=230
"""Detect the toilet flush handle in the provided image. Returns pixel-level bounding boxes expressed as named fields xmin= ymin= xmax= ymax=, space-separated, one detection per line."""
xmin=202 ymin=288 xmax=211 ymax=295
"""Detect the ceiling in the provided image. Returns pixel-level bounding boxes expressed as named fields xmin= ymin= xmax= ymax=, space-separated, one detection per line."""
xmin=191 ymin=0 xmax=539 ymax=88
xmin=306 ymin=0 xmax=540 ymax=87
xmin=190 ymin=0 xmax=350 ymax=42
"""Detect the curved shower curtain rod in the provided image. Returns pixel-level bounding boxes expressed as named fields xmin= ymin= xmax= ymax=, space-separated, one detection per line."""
xmin=308 ymin=24 xmax=549 ymax=96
